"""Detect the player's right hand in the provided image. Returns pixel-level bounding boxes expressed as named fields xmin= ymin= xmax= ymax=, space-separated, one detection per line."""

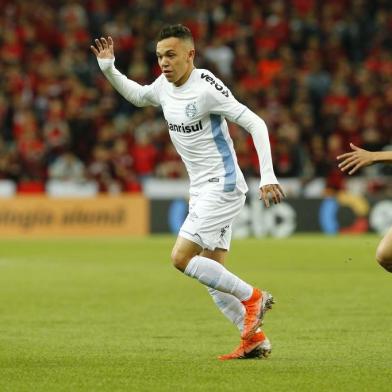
xmin=90 ymin=37 xmax=114 ymax=59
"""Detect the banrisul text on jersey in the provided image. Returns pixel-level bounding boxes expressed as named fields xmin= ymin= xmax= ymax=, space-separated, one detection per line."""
xmin=167 ymin=120 xmax=203 ymax=133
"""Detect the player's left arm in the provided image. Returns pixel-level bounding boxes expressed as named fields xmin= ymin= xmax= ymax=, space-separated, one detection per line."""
xmin=234 ymin=108 xmax=285 ymax=207
xmin=206 ymin=79 xmax=284 ymax=207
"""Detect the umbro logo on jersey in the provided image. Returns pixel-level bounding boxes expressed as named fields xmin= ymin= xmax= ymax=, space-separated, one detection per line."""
xmin=167 ymin=120 xmax=203 ymax=133
xmin=201 ymin=73 xmax=229 ymax=97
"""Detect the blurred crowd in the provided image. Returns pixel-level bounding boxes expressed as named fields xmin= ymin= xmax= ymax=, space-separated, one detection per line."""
xmin=0 ymin=0 xmax=391 ymax=194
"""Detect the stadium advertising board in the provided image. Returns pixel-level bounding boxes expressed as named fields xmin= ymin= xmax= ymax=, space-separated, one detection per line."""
xmin=0 ymin=195 xmax=148 ymax=236
xmin=146 ymin=179 xmax=391 ymax=237
xmin=150 ymin=196 xmax=392 ymax=237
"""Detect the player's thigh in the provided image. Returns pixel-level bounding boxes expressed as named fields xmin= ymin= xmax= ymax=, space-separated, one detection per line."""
xmin=201 ymin=248 xmax=228 ymax=265
xmin=376 ymin=226 xmax=392 ymax=264
xmin=180 ymin=189 xmax=245 ymax=251
xmin=171 ymin=235 xmax=203 ymax=271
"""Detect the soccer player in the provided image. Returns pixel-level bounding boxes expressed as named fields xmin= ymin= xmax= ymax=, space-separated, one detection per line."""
xmin=91 ymin=24 xmax=285 ymax=360
xmin=337 ymin=143 xmax=392 ymax=272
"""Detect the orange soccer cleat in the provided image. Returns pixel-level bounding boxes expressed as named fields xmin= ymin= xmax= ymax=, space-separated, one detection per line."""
xmin=241 ymin=288 xmax=274 ymax=340
xmin=218 ymin=331 xmax=272 ymax=360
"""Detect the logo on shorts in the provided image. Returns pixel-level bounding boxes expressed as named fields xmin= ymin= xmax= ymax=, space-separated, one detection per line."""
xmin=185 ymin=102 xmax=197 ymax=119
xmin=220 ymin=225 xmax=230 ymax=238
xmin=188 ymin=211 xmax=198 ymax=222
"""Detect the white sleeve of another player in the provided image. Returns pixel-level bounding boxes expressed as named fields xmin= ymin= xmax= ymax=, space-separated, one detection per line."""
xmin=97 ymin=58 xmax=160 ymax=107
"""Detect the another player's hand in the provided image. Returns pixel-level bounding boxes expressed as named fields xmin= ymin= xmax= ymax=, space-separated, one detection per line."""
xmin=90 ymin=37 xmax=114 ymax=59
xmin=259 ymin=184 xmax=285 ymax=208
xmin=336 ymin=143 xmax=374 ymax=175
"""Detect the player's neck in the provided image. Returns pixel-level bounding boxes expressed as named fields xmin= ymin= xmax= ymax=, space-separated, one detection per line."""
xmin=174 ymin=65 xmax=195 ymax=87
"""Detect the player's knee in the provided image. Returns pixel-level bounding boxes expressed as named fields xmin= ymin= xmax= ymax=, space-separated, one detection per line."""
xmin=376 ymin=246 xmax=392 ymax=273
xmin=171 ymin=248 xmax=191 ymax=272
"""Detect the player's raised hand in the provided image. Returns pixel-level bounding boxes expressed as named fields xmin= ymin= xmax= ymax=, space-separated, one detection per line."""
xmin=90 ymin=37 xmax=114 ymax=59
xmin=259 ymin=184 xmax=285 ymax=208
xmin=336 ymin=143 xmax=374 ymax=175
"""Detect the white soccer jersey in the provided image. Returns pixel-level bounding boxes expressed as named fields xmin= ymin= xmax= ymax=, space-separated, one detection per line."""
xmin=98 ymin=59 xmax=278 ymax=194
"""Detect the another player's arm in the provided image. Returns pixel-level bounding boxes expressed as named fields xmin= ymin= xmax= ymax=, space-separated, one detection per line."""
xmin=90 ymin=37 xmax=159 ymax=107
xmin=336 ymin=143 xmax=392 ymax=175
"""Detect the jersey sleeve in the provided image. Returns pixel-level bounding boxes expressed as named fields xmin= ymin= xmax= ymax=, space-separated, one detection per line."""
xmin=202 ymin=72 xmax=247 ymax=122
xmin=97 ymin=58 xmax=161 ymax=107
xmin=235 ymin=109 xmax=279 ymax=187
xmin=202 ymin=71 xmax=279 ymax=187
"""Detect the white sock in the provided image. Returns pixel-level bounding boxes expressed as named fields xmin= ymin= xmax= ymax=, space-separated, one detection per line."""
xmin=184 ymin=255 xmax=253 ymax=301
xmin=207 ymin=288 xmax=245 ymax=331
xmin=207 ymin=288 xmax=263 ymax=333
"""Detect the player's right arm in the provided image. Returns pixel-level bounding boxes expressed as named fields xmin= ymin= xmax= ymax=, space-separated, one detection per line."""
xmin=337 ymin=143 xmax=392 ymax=175
xmin=91 ymin=37 xmax=160 ymax=107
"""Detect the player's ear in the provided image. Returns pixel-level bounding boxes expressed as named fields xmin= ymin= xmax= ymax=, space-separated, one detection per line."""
xmin=188 ymin=49 xmax=195 ymax=62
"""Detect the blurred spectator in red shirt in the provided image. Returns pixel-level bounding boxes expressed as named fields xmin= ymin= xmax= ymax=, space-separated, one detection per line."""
xmin=131 ymin=133 xmax=158 ymax=180
xmin=111 ymin=138 xmax=140 ymax=191
xmin=43 ymin=100 xmax=70 ymax=163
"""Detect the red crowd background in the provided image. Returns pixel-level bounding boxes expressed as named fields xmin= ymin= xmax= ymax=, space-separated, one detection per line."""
xmin=0 ymin=0 xmax=391 ymax=195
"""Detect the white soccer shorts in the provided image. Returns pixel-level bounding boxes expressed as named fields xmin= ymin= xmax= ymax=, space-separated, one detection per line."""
xmin=179 ymin=187 xmax=246 ymax=251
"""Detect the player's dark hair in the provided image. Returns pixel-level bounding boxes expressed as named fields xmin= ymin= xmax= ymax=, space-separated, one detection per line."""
xmin=158 ymin=24 xmax=194 ymax=44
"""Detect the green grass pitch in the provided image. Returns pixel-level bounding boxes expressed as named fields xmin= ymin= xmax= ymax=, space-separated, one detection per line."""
xmin=0 ymin=235 xmax=390 ymax=392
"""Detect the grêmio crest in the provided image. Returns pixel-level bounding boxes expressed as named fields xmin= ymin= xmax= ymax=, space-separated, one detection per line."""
xmin=185 ymin=102 xmax=197 ymax=119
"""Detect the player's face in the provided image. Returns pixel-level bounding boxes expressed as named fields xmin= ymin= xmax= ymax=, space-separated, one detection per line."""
xmin=156 ymin=37 xmax=195 ymax=86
